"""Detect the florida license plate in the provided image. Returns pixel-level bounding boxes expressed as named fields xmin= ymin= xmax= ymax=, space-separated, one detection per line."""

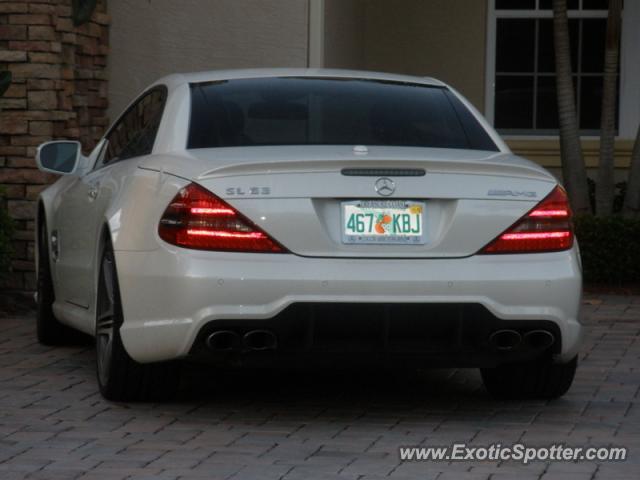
xmin=342 ymin=200 xmax=426 ymax=245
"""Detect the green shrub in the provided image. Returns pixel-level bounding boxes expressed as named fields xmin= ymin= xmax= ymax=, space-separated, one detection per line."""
xmin=0 ymin=188 xmax=14 ymax=277
xmin=574 ymin=215 xmax=640 ymax=285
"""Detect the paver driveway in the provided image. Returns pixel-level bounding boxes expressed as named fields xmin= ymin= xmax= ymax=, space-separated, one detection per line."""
xmin=0 ymin=295 xmax=638 ymax=480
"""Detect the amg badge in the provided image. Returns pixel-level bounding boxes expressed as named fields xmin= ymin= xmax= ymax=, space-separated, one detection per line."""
xmin=487 ymin=190 xmax=537 ymax=198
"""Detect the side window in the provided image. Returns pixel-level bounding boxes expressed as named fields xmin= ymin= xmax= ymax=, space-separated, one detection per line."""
xmin=102 ymin=87 xmax=167 ymax=166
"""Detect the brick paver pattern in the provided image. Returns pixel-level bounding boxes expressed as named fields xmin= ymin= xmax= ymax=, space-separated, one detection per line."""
xmin=0 ymin=295 xmax=638 ymax=480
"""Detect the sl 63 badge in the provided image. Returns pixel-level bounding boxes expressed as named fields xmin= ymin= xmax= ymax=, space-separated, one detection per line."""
xmin=226 ymin=186 xmax=271 ymax=196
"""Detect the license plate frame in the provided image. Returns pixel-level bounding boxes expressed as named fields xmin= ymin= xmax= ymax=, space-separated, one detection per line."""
xmin=341 ymin=200 xmax=427 ymax=245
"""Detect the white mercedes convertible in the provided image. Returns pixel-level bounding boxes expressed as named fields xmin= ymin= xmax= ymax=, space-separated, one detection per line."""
xmin=35 ymin=69 xmax=582 ymax=401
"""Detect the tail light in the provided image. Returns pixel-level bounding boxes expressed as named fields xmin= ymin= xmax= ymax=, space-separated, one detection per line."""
xmin=158 ymin=183 xmax=286 ymax=253
xmin=480 ymin=186 xmax=573 ymax=254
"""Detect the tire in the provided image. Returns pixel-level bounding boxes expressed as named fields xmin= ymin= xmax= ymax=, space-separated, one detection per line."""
xmin=481 ymin=356 xmax=577 ymax=400
xmin=96 ymin=238 xmax=181 ymax=402
xmin=36 ymin=219 xmax=78 ymax=345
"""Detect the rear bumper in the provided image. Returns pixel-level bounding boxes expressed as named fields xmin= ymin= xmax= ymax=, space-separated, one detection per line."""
xmin=115 ymin=245 xmax=583 ymax=365
xmin=188 ymin=303 xmax=564 ymax=368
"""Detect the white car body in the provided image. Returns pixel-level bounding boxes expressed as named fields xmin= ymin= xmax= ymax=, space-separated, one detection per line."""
xmin=36 ymin=69 xmax=582 ymax=399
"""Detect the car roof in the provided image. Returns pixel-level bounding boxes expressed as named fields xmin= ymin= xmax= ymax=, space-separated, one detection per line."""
xmin=152 ymin=68 xmax=447 ymax=90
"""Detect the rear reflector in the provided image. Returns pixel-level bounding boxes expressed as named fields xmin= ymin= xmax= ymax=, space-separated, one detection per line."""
xmin=480 ymin=186 xmax=574 ymax=254
xmin=158 ymin=183 xmax=286 ymax=253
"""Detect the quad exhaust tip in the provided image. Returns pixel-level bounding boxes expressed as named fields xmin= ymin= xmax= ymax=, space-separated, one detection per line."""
xmin=488 ymin=329 xmax=522 ymax=350
xmin=523 ymin=329 xmax=555 ymax=350
xmin=206 ymin=329 xmax=278 ymax=352
xmin=243 ymin=330 xmax=278 ymax=351
xmin=206 ymin=330 xmax=241 ymax=352
xmin=208 ymin=328 xmax=552 ymax=354
xmin=488 ymin=329 xmax=555 ymax=351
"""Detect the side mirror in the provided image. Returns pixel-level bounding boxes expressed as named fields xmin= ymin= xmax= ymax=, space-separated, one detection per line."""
xmin=36 ymin=141 xmax=82 ymax=175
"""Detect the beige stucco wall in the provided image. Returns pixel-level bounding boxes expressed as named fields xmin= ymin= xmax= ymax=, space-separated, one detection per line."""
xmin=107 ymin=0 xmax=310 ymax=119
xmin=323 ymin=0 xmax=487 ymax=111
xmin=324 ymin=0 xmax=364 ymax=70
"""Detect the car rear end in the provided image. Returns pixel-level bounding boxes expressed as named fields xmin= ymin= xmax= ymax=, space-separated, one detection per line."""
xmin=114 ymin=72 xmax=582 ymax=399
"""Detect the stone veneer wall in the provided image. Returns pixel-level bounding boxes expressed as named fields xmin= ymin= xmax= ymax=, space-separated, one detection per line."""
xmin=0 ymin=0 xmax=110 ymax=294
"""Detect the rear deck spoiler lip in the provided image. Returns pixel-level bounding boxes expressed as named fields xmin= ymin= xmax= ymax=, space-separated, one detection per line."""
xmin=138 ymin=147 xmax=556 ymax=184
xmin=195 ymin=159 xmax=555 ymax=184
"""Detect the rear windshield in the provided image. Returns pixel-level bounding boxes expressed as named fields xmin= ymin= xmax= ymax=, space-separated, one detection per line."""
xmin=188 ymin=77 xmax=498 ymax=151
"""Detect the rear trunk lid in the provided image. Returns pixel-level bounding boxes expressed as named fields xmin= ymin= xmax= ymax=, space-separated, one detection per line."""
xmin=141 ymin=146 xmax=557 ymax=258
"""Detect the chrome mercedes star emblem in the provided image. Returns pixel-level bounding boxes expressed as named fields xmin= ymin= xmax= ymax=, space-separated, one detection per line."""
xmin=374 ymin=177 xmax=395 ymax=196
